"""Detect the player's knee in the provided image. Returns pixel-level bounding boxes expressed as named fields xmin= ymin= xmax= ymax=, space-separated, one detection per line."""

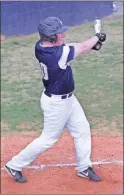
xmin=39 ymin=134 xmax=59 ymax=147
xmin=84 ymin=121 xmax=91 ymax=132
xmin=78 ymin=121 xmax=91 ymax=137
xmin=80 ymin=120 xmax=90 ymax=130
xmin=85 ymin=121 xmax=90 ymax=129
xmin=46 ymin=137 xmax=58 ymax=147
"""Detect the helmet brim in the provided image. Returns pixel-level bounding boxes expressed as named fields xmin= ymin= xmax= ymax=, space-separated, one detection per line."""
xmin=55 ymin=26 xmax=69 ymax=34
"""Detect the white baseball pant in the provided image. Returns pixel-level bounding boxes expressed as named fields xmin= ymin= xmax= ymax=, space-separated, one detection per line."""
xmin=6 ymin=92 xmax=92 ymax=172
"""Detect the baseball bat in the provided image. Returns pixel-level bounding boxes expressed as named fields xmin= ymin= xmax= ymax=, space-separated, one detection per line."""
xmin=94 ymin=19 xmax=102 ymax=50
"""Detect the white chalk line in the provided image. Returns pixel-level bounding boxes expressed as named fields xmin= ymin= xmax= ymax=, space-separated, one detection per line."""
xmin=1 ymin=159 xmax=123 ymax=171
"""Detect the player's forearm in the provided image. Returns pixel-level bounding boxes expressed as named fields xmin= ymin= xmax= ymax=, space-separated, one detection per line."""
xmin=80 ymin=36 xmax=99 ymax=52
xmin=68 ymin=36 xmax=98 ymax=49
xmin=68 ymin=36 xmax=99 ymax=57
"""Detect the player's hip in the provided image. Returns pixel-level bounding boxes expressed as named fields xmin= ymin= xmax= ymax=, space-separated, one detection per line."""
xmin=40 ymin=89 xmax=74 ymax=111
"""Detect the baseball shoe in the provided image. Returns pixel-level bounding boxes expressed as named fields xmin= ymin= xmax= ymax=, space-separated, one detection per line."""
xmin=77 ymin=167 xmax=102 ymax=182
xmin=4 ymin=165 xmax=27 ymax=183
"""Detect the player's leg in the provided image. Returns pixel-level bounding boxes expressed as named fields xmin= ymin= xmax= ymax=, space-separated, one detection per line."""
xmin=66 ymin=95 xmax=101 ymax=182
xmin=66 ymin=95 xmax=92 ymax=172
xmin=6 ymin=93 xmax=68 ymax=172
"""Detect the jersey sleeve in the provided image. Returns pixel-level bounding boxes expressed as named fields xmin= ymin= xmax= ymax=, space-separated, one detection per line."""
xmin=67 ymin=46 xmax=74 ymax=63
xmin=58 ymin=45 xmax=74 ymax=69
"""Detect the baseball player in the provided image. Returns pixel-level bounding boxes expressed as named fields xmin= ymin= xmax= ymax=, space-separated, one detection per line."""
xmin=5 ymin=17 xmax=106 ymax=183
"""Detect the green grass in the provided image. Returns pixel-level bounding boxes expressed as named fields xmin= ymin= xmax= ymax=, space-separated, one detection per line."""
xmin=1 ymin=15 xmax=123 ymax=135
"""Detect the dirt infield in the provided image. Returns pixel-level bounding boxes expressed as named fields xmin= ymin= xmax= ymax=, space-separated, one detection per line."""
xmin=1 ymin=135 xmax=123 ymax=194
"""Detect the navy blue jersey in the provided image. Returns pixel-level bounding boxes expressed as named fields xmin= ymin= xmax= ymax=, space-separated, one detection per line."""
xmin=35 ymin=40 xmax=75 ymax=95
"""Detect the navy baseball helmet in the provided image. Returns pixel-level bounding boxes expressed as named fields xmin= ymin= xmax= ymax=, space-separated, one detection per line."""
xmin=38 ymin=17 xmax=69 ymax=37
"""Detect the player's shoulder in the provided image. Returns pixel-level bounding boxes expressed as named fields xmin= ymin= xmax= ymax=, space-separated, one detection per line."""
xmin=35 ymin=41 xmax=61 ymax=59
xmin=35 ymin=40 xmax=60 ymax=65
xmin=35 ymin=41 xmax=74 ymax=66
xmin=56 ymin=44 xmax=74 ymax=59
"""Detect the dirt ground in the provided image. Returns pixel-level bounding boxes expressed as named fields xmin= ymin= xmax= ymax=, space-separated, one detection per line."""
xmin=1 ymin=135 xmax=123 ymax=194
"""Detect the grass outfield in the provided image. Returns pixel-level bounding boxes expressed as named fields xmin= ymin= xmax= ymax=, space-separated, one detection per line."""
xmin=1 ymin=15 xmax=123 ymax=135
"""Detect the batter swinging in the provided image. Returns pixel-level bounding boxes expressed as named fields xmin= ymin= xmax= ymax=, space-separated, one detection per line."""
xmin=5 ymin=17 xmax=106 ymax=183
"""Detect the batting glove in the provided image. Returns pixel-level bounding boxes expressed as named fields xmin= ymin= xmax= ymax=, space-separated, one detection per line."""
xmin=92 ymin=41 xmax=102 ymax=51
xmin=95 ymin=33 xmax=106 ymax=42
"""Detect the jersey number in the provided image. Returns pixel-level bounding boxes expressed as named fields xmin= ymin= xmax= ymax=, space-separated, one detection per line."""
xmin=40 ymin=63 xmax=49 ymax=80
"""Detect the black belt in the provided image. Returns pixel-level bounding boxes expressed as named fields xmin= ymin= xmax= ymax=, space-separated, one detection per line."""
xmin=44 ymin=90 xmax=72 ymax=99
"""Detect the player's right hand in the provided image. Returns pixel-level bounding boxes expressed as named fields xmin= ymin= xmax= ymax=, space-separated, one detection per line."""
xmin=95 ymin=33 xmax=106 ymax=42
